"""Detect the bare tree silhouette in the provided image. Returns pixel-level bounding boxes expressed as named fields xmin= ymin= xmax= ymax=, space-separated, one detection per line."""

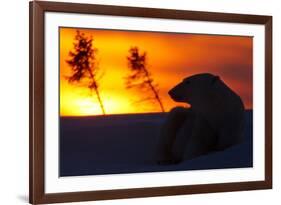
xmin=66 ymin=30 xmax=106 ymax=115
xmin=125 ymin=47 xmax=165 ymax=112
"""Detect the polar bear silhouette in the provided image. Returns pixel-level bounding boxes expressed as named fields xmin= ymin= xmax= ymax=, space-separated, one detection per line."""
xmin=157 ymin=73 xmax=245 ymax=165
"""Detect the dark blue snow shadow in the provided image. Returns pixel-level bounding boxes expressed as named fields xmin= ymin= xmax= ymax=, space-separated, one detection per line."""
xmin=59 ymin=110 xmax=253 ymax=176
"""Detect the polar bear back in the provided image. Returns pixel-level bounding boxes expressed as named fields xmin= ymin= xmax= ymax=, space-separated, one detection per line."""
xmin=194 ymin=77 xmax=245 ymax=149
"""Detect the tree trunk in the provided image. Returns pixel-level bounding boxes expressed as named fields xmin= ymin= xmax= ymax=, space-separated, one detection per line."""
xmin=87 ymin=68 xmax=106 ymax=115
xmin=94 ymin=87 xmax=106 ymax=115
xmin=148 ymin=82 xmax=165 ymax=112
xmin=143 ymin=69 xmax=165 ymax=112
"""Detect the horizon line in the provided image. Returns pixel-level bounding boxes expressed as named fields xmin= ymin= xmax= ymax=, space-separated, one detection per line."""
xmin=60 ymin=109 xmax=253 ymax=118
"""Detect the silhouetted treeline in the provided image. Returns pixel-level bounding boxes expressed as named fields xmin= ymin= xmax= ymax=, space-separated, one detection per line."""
xmin=66 ymin=30 xmax=106 ymax=115
xmin=125 ymin=47 xmax=165 ymax=112
xmin=66 ymin=31 xmax=166 ymax=114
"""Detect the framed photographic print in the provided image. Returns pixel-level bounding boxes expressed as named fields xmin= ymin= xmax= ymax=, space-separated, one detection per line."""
xmin=29 ymin=1 xmax=272 ymax=204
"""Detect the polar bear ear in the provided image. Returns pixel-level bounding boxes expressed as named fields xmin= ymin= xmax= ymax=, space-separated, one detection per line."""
xmin=211 ymin=75 xmax=220 ymax=85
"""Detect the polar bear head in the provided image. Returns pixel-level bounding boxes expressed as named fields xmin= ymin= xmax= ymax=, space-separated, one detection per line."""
xmin=168 ymin=73 xmax=220 ymax=105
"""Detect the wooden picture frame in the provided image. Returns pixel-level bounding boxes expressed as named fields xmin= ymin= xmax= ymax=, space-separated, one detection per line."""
xmin=29 ymin=1 xmax=272 ymax=204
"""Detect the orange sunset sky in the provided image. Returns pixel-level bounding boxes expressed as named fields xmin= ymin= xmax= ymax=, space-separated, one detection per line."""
xmin=60 ymin=27 xmax=253 ymax=116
